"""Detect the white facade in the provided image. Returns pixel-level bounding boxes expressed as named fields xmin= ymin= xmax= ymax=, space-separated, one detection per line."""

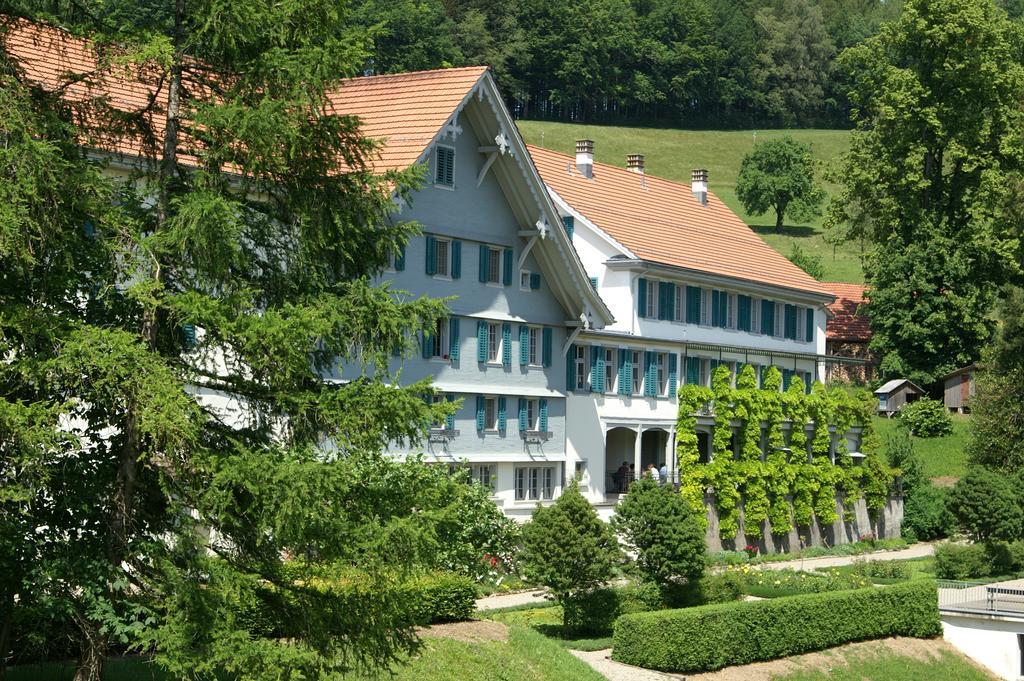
xmin=943 ymin=613 xmax=1024 ymax=680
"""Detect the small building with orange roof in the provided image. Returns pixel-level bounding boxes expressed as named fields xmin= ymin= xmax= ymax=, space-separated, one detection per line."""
xmin=820 ymin=282 xmax=874 ymax=383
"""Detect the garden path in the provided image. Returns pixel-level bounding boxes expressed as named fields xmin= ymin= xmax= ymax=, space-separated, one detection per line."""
xmin=570 ymin=649 xmax=682 ymax=681
xmin=475 ymin=589 xmax=550 ymax=611
xmin=752 ymin=541 xmax=935 ymax=572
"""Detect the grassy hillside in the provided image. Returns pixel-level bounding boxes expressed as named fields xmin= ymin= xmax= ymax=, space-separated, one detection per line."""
xmin=873 ymin=414 xmax=971 ymax=483
xmin=517 ymin=121 xmax=863 ymax=283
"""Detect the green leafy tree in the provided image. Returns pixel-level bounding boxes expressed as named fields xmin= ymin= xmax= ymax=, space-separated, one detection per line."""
xmin=611 ymin=478 xmax=706 ymax=586
xmin=736 ymin=136 xmax=826 ymax=233
xmin=897 ymin=397 xmax=953 ymax=438
xmin=1 ymin=6 xmax=462 ymax=679
xmin=948 ymin=467 xmax=1024 ymax=543
xmin=520 ymin=481 xmax=621 ymax=629
xmin=828 ymin=0 xmax=1024 ymax=383
xmin=786 ymin=243 xmax=825 ymax=280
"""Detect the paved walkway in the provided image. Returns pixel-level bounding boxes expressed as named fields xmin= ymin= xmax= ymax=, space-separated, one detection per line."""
xmin=570 ymin=649 xmax=681 ymax=681
xmin=475 ymin=588 xmax=550 ymax=611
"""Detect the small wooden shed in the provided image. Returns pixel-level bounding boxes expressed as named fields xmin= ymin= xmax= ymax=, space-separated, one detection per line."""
xmin=874 ymin=379 xmax=925 ymax=416
xmin=942 ymin=364 xmax=976 ymax=414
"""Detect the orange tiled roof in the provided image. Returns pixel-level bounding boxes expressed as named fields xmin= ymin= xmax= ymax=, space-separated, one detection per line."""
xmin=527 ymin=145 xmax=831 ymax=297
xmin=2 ymin=19 xmax=486 ymax=172
xmin=821 ymin=282 xmax=871 ymax=342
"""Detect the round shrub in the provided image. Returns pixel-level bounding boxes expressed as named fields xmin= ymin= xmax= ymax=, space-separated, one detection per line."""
xmin=903 ymin=484 xmax=954 ymax=541
xmin=949 ymin=466 xmax=1024 ymax=542
xmin=897 ymin=397 xmax=953 ymax=438
xmin=934 ymin=542 xmax=990 ymax=580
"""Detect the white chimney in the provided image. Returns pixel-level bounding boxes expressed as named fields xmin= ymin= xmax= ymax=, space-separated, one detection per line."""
xmin=576 ymin=139 xmax=594 ymax=179
xmin=691 ymin=169 xmax=708 ymax=205
xmin=627 ymin=153 xmax=645 ymax=174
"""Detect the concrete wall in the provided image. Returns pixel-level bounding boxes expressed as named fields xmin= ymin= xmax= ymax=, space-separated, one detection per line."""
xmin=701 ymin=491 xmax=904 ymax=554
xmin=943 ymin=614 xmax=1024 ymax=680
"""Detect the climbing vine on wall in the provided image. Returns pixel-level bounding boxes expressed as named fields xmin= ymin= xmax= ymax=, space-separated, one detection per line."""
xmin=675 ymin=365 xmax=894 ymax=542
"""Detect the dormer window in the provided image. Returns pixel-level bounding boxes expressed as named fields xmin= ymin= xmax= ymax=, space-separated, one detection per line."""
xmin=435 ymin=145 xmax=455 ymax=187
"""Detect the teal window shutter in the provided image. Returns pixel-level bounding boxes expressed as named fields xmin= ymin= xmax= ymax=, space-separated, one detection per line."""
xmin=686 ymin=286 xmax=701 ymax=324
xmin=539 ymin=398 xmax=548 ymax=431
xmin=542 ymin=327 xmax=552 ymax=367
xmin=618 ymin=349 xmax=629 ymax=395
xmin=476 ymin=395 xmax=485 ymax=431
xmin=502 ymin=323 xmax=512 ymax=367
xmin=448 ymin=317 xmax=460 ymax=360
xmin=451 ymin=240 xmax=462 ymax=279
xmin=477 ymin=320 xmax=487 ymax=362
xmin=502 ymin=249 xmax=513 ymax=285
xmin=421 ymin=330 xmax=432 ymax=358
xmin=805 ymin=308 xmax=814 ymax=342
xmin=445 ymin=394 xmax=456 ymax=430
xmin=761 ymin=300 xmax=775 ymax=335
xmin=719 ymin=291 xmax=728 ymax=326
xmin=805 ymin=373 xmax=812 ymax=394
xmin=668 ymin=353 xmax=678 ymax=397
xmin=711 ymin=290 xmax=719 ymax=326
xmin=182 ymin=323 xmax=197 ymax=349
xmin=519 ymin=325 xmax=529 ymax=365
xmin=498 ymin=396 xmax=507 ymax=435
xmin=783 ymin=369 xmax=793 ymax=391
xmin=395 ymin=244 xmax=406 ymax=271
xmin=658 ymin=282 xmax=672 ymax=320
xmin=425 ymin=236 xmax=437 ymax=275
xmin=83 ymin=219 xmax=95 ymax=238
xmin=530 ymin=273 xmax=541 ymax=290
xmin=686 ymin=356 xmax=700 ymax=385
xmin=594 ymin=346 xmax=605 ymax=392
xmin=590 ymin=276 xmax=598 ymax=291
xmin=784 ymin=304 xmax=796 ymax=339
xmin=566 ymin=345 xmax=575 ymax=390
xmin=435 ymin=146 xmax=454 ymax=185
xmin=637 ymin=278 xmax=648 ymax=318
xmin=759 ymin=365 xmax=767 ymax=387
xmin=644 ymin=351 xmax=655 ymax=396
xmin=737 ymin=295 xmax=751 ymax=331
xmin=518 ymin=398 xmax=527 ymax=431
xmin=478 ymin=244 xmax=489 ymax=282
xmin=562 ymin=215 xmax=574 ymax=240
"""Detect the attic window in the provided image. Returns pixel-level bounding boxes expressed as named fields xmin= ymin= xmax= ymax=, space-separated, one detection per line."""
xmin=435 ymin=145 xmax=455 ymax=186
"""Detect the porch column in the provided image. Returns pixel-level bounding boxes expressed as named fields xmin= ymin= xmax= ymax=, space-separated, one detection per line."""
xmin=666 ymin=429 xmax=676 ymax=484
xmin=633 ymin=425 xmax=643 ymax=484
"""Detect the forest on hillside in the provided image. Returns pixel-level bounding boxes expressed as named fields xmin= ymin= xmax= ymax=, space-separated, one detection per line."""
xmin=352 ymin=0 xmax=1023 ymax=128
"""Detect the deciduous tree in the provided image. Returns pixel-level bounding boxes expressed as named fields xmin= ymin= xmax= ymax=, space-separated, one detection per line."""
xmin=736 ymin=136 xmax=825 ymax=233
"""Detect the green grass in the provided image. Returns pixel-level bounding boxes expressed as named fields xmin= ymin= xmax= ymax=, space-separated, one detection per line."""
xmin=829 ymin=557 xmax=938 ymax=584
xmin=872 ymin=414 xmax=971 ymax=481
xmin=517 ymin=121 xmax=863 ymax=282
xmin=5 ymin=627 xmax=605 ymax=681
xmin=773 ymin=648 xmax=993 ymax=681
xmin=484 ymin=605 xmax=612 ymax=651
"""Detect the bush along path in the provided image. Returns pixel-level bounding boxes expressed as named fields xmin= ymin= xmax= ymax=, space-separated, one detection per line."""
xmin=751 ymin=541 xmax=936 ymax=572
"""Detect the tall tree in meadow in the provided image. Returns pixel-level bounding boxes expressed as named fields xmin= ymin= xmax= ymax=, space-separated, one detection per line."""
xmin=1 ymin=3 xmax=456 ymax=679
xmin=736 ymin=136 xmax=825 ymax=233
xmin=828 ymin=0 xmax=1024 ymax=383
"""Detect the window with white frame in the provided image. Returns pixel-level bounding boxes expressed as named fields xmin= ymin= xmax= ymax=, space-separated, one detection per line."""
xmin=751 ymin=297 xmax=762 ymax=334
xmin=701 ymin=289 xmax=712 ymax=325
xmin=430 ymin=317 xmax=450 ymax=359
xmin=631 ymin=350 xmax=643 ymax=395
xmin=774 ymin=303 xmax=785 ymax=338
xmin=525 ymin=398 xmax=539 ymax=430
xmin=574 ymin=345 xmax=589 ymax=391
xmin=486 ymin=246 xmax=502 ymax=284
xmin=700 ymin=359 xmax=710 ymax=387
xmin=604 ymin=348 xmax=616 ymax=394
xmin=645 ymin=280 xmax=657 ymax=318
xmin=726 ymin=293 xmax=736 ymax=329
xmin=656 ymin=353 xmax=668 ymax=395
xmin=430 ymin=392 xmax=446 ymax=428
xmin=471 ymin=464 xmax=494 ymax=490
xmin=514 ymin=465 xmax=555 ymax=501
xmin=433 ymin=238 xmax=451 ymax=277
xmin=487 ymin=322 xmax=501 ymax=363
xmin=674 ymin=285 xmax=684 ymax=322
xmin=520 ymin=270 xmax=531 ymax=290
xmin=483 ymin=397 xmax=498 ymax=431
xmin=528 ymin=327 xmax=540 ymax=366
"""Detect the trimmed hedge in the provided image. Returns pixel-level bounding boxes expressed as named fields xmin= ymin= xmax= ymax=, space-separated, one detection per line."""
xmin=612 ymin=580 xmax=941 ymax=673
xmin=409 ymin=572 xmax=478 ymax=624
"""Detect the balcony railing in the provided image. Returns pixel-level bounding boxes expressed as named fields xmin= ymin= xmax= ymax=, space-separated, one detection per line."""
xmin=938 ymin=580 xmax=1024 ymax=617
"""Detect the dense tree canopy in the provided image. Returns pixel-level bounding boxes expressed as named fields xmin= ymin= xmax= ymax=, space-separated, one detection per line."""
xmin=736 ymin=136 xmax=825 ymax=233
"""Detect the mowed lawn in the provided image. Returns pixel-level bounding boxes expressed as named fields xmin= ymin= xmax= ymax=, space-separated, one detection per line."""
xmin=872 ymin=414 xmax=971 ymax=482
xmin=772 ymin=647 xmax=993 ymax=681
xmin=516 ymin=121 xmax=862 ymax=283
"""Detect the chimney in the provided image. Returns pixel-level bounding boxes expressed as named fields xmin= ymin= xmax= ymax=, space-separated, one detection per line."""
xmin=627 ymin=153 xmax=645 ymax=174
xmin=575 ymin=139 xmax=594 ymax=179
xmin=691 ymin=169 xmax=708 ymax=205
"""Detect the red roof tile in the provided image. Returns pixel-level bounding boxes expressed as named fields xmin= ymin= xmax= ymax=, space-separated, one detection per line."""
xmin=821 ymin=282 xmax=871 ymax=342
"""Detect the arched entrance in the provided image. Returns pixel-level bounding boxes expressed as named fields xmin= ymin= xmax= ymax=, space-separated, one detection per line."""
xmin=640 ymin=428 xmax=669 ymax=477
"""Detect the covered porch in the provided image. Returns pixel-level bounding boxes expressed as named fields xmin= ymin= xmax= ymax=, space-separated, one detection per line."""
xmin=603 ymin=421 xmax=681 ymax=498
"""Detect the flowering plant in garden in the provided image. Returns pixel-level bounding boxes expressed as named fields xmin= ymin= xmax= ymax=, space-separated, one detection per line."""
xmin=744 ymin=544 xmax=759 ymax=558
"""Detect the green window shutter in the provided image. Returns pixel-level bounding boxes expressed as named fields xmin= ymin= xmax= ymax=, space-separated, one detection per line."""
xmin=784 ymin=304 xmax=796 ymax=339
xmin=475 ymin=395 xmax=485 ymax=431
xmin=448 ymin=317 xmax=460 ymax=360
xmin=394 ymin=244 xmax=406 ymax=271
xmin=502 ymin=323 xmax=512 ymax=368
xmin=445 ymin=394 xmax=456 ymax=430
xmin=539 ymin=398 xmax=548 ymax=432
xmin=425 ymin=236 xmax=437 ymax=275
xmin=686 ymin=356 xmax=700 ymax=385
xmin=502 ymin=249 xmax=513 ymax=286
xmin=421 ymin=330 xmax=432 ymax=358
xmin=530 ymin=273 xmax=541 ymax=290
xmin=182 ymin=323 xmax=197 ymax=350
xmin=659 ymin=282 xmax=673 ymax=320
xmin=590 ymin=276 xmax=598 ymax=291
xmin=498 ymin=396 xmax=507 ymax=435
xmin=668 ymin=353 xmax=678 ymax=397
xmin=542 ymin=327 xmax=552 ymax=367
xmin=591 ymin=345 xmax=604 ymax=393
xmin=782 ymin=369 xmax=793 ymax=391
xmin=562 ymin=215 xmax=574 ymax=240
xmin=759 ymin=365 xmax=767 ymax=387
xmin=719 ymin=291 xmax=728 ymax=326
xmin=518 ymin=398 xmax=527 ymax=432
xmin=519 ymin=325 xmax=529 ymax=365
xmin=477 ymin=321 xmax=487 ymax=362
xmin=737 ymin=295 xmax=751 ymax=331
xmin=805 ymin=373 xmax=812 ymax=394
xmin=644 ymin=351 xmax=656 ymax=397
xmin=451 ymin=240 xmax=462 ymax=279
xmin=637 ymin=278 xmax=648 ymax=318
xmin=618 ymin=349 xmax=629 ymax=395
xmin=686 ymin=286 xmax=701 ymax=324
xmin=478 ymin=244 xmax=489 ymax=283
xmin=711 ymin=290 xmax=721 ymax=326
xmin=566 ymin=345 xmax=575 ymax=391
xmin=435 ymin=146 xmax=454 ymax=185
xmin=805 ymin=308 xmax=814 ymax=342
xmin=761 ymin=300 xmax=775 ymax=335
